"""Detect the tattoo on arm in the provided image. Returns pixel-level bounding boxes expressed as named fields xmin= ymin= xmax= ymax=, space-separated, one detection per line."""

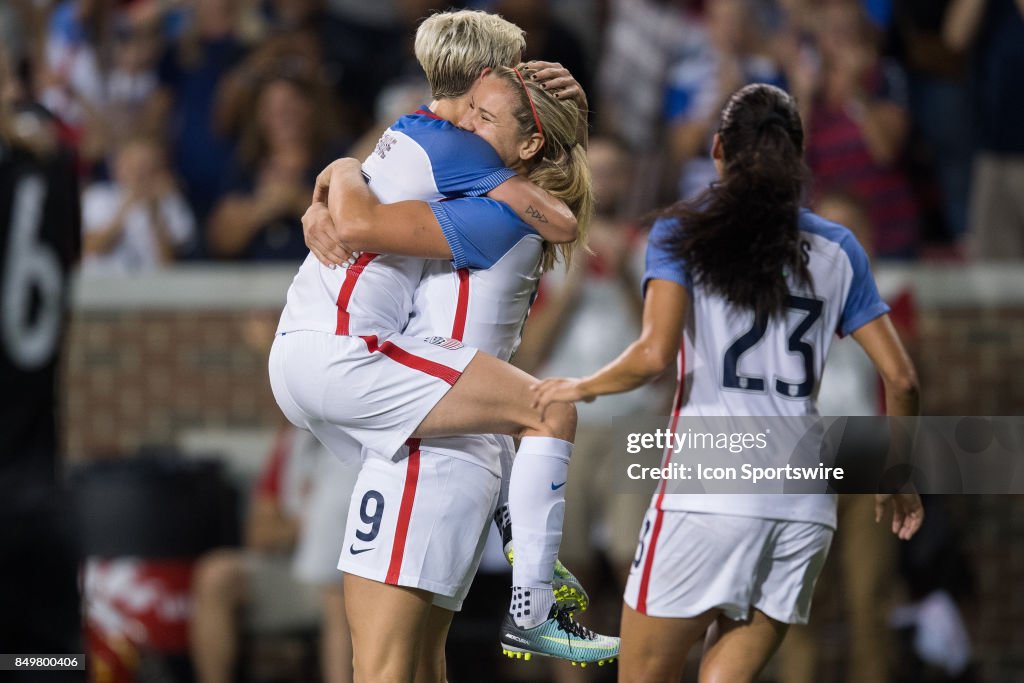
xmin=525 ymin=205 xmax=549 ymax=224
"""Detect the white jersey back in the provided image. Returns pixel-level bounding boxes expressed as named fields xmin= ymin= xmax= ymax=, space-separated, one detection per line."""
xmin=642 ymin=210 xmax=890 ymax=527
xmin=402 ymin=199 xmax=546 ymax=475
xmin=276 ymin=109 xmax=516 ymax=338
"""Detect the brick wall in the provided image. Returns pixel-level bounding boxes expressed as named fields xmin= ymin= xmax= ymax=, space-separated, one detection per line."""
xmin=65 ymin=308 xmax=282 ymax=458
xmin=64 ymin=265 xmax=1024 ymax=680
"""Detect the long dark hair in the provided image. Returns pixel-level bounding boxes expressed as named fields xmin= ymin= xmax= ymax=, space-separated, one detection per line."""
xmin=659 ymin=83 xmax=810 ymax=319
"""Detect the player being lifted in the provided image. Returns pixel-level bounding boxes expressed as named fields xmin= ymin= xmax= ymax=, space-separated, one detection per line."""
xmin=533 ymin=83 xmax=925 ymax=682
xmin=272 ymin=10 xmax=617 ymax=681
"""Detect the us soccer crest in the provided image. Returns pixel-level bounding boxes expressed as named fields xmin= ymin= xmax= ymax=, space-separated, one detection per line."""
xmin=424 ymin=336 xmax=464 ymax=350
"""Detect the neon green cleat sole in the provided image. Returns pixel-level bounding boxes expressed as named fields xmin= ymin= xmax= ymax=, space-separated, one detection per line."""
xmin=502 ymin=645 xmax=616 ymax=667
xmin=505 ymin=543 xmax=591 ymax=614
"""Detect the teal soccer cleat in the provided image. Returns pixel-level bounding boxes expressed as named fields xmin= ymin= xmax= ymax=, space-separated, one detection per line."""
xmin=500 ymin=606 xmax=619 ymax=667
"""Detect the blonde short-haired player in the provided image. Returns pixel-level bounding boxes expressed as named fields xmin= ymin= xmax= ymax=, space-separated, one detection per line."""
xmin=533 ymin=84 xmax=925 ymax=683
xmin=273 ymin=10 xmax=617 ymax=683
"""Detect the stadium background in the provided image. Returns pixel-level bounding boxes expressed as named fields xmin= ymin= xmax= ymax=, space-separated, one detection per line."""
xmin=3 ymin=0 xmax=1022 ymax=681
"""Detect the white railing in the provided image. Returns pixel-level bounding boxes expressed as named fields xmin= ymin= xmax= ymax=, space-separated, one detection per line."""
xmin=70 ymin=262 xmax=1024 ymax=312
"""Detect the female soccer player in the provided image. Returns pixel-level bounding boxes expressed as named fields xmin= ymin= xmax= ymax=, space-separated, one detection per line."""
xmin=532 ymin=83 xmax=925 ymax=682
xmin=275 ymin=11 xmax=608 ymax=672
xmin=272 ymin=63 xmax=618 ymax=682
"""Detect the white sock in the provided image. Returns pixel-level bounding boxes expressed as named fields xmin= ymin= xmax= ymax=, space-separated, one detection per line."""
xmin=508 ymin=436 xmax=572 ymax=627
xmin=509 ymin=586 xmax=555 ymax=629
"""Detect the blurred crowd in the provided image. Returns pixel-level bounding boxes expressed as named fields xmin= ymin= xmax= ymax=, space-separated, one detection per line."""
xmin=3 ymin=2 xmax=1008 ymax=682
xmin=1 ymin=0 xmax=1022 ymax=272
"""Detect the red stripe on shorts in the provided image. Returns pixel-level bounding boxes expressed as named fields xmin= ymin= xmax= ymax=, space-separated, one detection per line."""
xmin=360 ymin=335 xmax=463 ymax=386
xmin=451 ymin=268 xmax=470 ymax=341
xmin=386 ymin=439 xmax=421 ymax=584
xmin=637 ymin=340 xmax=686 ymax=614
xmin=335 ymin=253 xmax=379 ymax=335
xmin=635 ymin=508 xmax=664 ymax=615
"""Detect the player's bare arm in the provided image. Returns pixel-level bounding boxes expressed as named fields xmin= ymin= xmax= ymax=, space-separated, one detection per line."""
xmin=487 ymin=175 xmax=577 ymax=243
xmin=305 ymin=154 xmax=577 ymax=267
xmin=850 ymin=314 xmax=924 ymax=540
xmin=303 ymin=168 xmax=354 ymax=267
xmin=324 ymin=158 xmax=453 ymax=259
xmin=301 ymin=201 xmax=355 ymax=268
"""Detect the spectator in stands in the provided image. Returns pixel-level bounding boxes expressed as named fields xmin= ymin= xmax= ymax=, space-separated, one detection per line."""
xmin=494 ymin=0 xmax=594 ymax=104
xmin=191 ymin=425 xmax=358 ymax=683
xmin=207 ymin=71 xmax=342 ymax=261
xmin=213 ymin=31 xmax=326 ymax=148
xmin=146 ymin=0 xmax=256 ymax=232
xmin=890 ymin=0 xmax=973 ymax=244
xmin=944 ymin=0 xmax=1024 ymax=259
xmin=796 ymin=0 xmax=921 ymax=259
xmin=664 ymin=0 xmax=785 ymax=200
xmin=596 ymin=0 xmax=701 ymax=214
xmin=598 ymin=0 xmax=697 ymax=151
xmin=100 ymin=15 xmax=164 ymax=149
xmin=304 ymin=0 xmax=415 ymax=134
xmin=40 ymin=0 xmax=112 ymax=140
xmin=258 ymin=0 xmax=353 ymax=114
xmin=81 ymin=135 xmax=195 ymax=274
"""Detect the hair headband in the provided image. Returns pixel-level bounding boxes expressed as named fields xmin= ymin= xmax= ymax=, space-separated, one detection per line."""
xmin=513 ymin=68 xmax=544 ymax=140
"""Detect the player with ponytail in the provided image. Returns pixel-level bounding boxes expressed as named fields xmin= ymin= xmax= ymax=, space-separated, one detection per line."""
xmin=534 ymin=83 xmax=924 ymax=682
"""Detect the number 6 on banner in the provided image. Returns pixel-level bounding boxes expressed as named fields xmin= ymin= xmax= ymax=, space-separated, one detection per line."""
xmin=2 ymin=175 xmax=63 ymax=370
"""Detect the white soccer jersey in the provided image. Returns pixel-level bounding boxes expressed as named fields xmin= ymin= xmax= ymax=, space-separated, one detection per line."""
xmin=402 ymin=199 xmax=546 ymax=475
xmin=642 ymin=209 xmax=890 ymax=527
xmin=276 ymin=108 xmax=516 ymax=338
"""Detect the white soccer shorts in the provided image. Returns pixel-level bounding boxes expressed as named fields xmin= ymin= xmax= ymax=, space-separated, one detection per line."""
xmin=337 ymin=441 xmax=500 ymax=611
xmin=269 ymin=330 xmax=478 ymax=463
xmin=624 ymin=509 xmax=833 ymax=624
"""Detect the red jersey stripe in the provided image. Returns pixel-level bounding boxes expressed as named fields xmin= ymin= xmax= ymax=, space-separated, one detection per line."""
xmin=335 ymin=253 xmax=379 ymax=335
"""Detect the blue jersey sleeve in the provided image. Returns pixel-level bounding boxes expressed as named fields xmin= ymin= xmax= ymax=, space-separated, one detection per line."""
xmin=394 ymin=113 xmax=517 ymax=197
xmin=430 ymin=198 xmax=538 ymax=270
xmin=838 ymin=233 xmax=890 ymax=336
xmin=643 ymin=217 xmax=692 ymax=294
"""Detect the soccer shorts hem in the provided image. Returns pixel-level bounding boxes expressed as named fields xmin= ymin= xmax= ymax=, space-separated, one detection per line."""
xmin=269 ymin=330 xmax=477 ymax=461
xmin=623 ymin=509 xmax=833 ymax=625
xmin=337 ymin=443 xmax=499 ymax=612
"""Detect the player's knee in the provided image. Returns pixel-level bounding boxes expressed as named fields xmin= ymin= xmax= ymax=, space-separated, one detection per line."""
xmin=540 ymin=400 xmax=577 ymax=442
xmin=194 ymin=550 xmax=246 ymax=600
